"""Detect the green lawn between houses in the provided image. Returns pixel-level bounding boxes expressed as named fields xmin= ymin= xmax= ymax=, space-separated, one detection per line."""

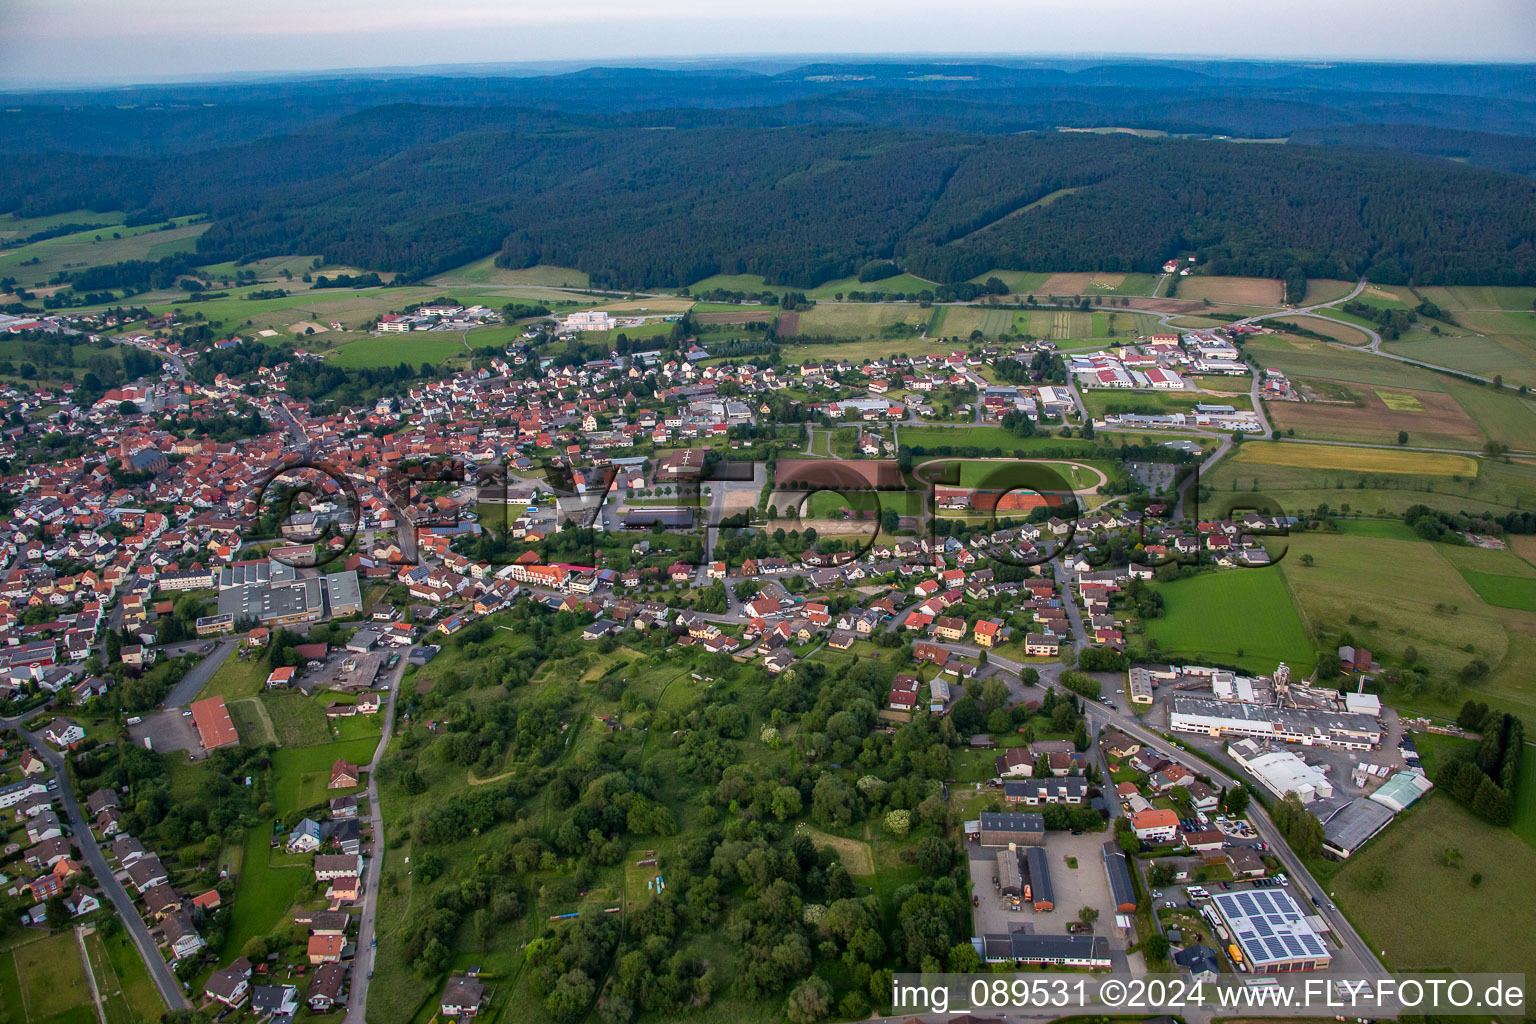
xmin=1143 ymin=568 xmax=1316 ymax=676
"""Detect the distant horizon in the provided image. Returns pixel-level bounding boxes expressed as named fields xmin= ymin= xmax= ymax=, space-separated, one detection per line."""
xmin=2 ymin=0 xmax=1533 ymax=88
xmin=3 ymin=50 xmax=1536 ymax=93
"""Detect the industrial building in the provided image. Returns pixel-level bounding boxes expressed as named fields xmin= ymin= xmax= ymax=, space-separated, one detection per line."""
xmin=1228 ymin=739 xmax=1334 ymax=803
xmin=974 ymin=932 xmax=1111 ymax=968
xmin=325 ymin=570 xmax=363 ymax=617
xmin=1170 ymin=696 xmax=1381 ymax=750
xmin=975 ymin=812 xmax=1045 ymax=847
xmin=1024 ymin=845 xmax=1054 ymax=912
xmin=1369 ymin=771 xmax=1433 ymax=812
xmin=1102 ymin=841 xmax=1138 ymax=913
xmin=1319 ymin=799 xmax=1395 ymax=860
xmin=1210 ymin=890 xmax=1331 ymax=973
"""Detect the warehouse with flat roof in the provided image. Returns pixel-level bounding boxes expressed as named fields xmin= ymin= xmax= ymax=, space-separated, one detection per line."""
xmin=1319 ymin=798 xmax=1395 ymax=859
xmin=1171 ymin=696 xmax=1381 ymax=750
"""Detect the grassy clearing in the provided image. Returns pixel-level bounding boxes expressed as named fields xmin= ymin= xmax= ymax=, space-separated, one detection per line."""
xmin=0 ymin=208 xmax=126 ymax=243
xmin=198 ymin=653 xmax=268 ymax=701
xmin=686 ymin=272 xmax=789 ymax=297
xmin=1418 ymin=285 xmax=1536 ymax=312
xmin=12 ymin=930 xmax=91 ymax=1020
xmin=328 ymin=335 xmax=466 ymax=368
xmin=1144 ymin=569 xmax=1315 ymax=676
xmin=222 ymin=827 xmax=310 ymax=958
xmin=899 ymin=424 xmax=1099 ymax=454
xmin=99 ymin=928 xmax=166 ymax=1023
xmin=1512 ymin=753 xmax=1536 ymax=849
xmin=796 ymin=824 xmax=875 ymax=875
xmin=261 ymin=691 xmax=333 ymax=747
xmin=1332 ymin=795 xmax=1536 ymax=978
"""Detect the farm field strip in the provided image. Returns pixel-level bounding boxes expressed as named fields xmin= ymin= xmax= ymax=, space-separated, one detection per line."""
xmin=1231 ymin=442 xmax=1478 ymax=476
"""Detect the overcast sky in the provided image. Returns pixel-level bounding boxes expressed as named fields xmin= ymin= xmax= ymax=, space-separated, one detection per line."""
xmin=1 ymin=0 xmax=1533 ymax=86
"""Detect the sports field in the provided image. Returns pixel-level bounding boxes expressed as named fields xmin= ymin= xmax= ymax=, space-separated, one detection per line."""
xmin=1332 ymin=795 xmax=1536 ymax=979
xmin=1143 ymin=569 xmax=1315 ymax=676
xmin=1228 ymin=442 xmax=1477 ymax=476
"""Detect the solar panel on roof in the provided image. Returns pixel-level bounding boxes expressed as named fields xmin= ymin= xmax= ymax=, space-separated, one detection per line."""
xmin=1282 ymin=935 xmax=1305 ymax=956
xmin=1253 ymin=917 xmax=1272 ymax=936
xmin=1264 ymin=937 xmax=1288 ymax=960
xmin=1302 ymin=936 xmax=1326 ymax=955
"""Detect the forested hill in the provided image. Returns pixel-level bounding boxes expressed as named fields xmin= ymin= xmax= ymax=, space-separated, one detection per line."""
xmin=6 ymin=115 xmax=1534 ymax=289
xmin=3 ymin=61 xmax=1536 ymax=289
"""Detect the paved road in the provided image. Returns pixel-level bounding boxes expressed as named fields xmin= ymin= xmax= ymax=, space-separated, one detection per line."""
xmin=346 ymin=649 xmax=413 ymax=1024
xmin=162 ymin=638 xmax=237 ymax=708
xmin=15 ymin=725 xmax=191 ymax=1011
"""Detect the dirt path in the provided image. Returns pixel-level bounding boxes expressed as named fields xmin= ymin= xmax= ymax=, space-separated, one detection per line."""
xmin=75 ymin=926 xmax=108 ymax=1024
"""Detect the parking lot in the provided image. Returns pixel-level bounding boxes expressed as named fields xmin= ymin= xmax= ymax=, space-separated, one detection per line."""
xmin=127 ymin=709 xmax=203 ymax=759
xmin=965 ymin=830 xmax=1129 ymax=948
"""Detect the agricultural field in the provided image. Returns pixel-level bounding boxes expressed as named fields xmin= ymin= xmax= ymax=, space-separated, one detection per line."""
xmin=1143 ymin=568 xmax=1316 ymax=676
xmin=1228 ymin=438 xmax=1477 ymax=475
xmin=965 ymin=269 xmax=1050 ymax=293
xmin=1208 ymin=444 xmax=1536 ymax=519
xmin=0 ymin=215 xmax=207 ymax=283
xmin=430 ymin=256 xmax=589 ymax=288
xmin=1332 ymin=795 xmax=1536 ymax=980
xmin=1173 ymin=275 xmax=1283 ymax=306
xmin=1417 ymin=285 xmax=1536 ymax=313
xmin=1280 ymin=529 xmax=1536 ymax=722
xmin=0 ymin=207 xmax=127 ymax=244
xmin=1438 ymin=543 xmax=1536 ymax=612
xmin=1249 ymin=332 xmax=1536 ymax=449
xmin=1386 ymin=329 xmax=1536 ymax=389
xmin=789 ymin=301 xmax=930 ymax=339
xmin=1037 ymin=271 xmax=1158 ymax=296
xmin=685 ymin=272 xmax=789 ymax=296
xmin=928 ymin=304 xmax=1017 ymax=339
xmin=1276 ymin=314 xmax=1371 ymax=345
xmin=1299 ymin=278 xmax=1358 ymax=304
xmin=806 ymin=272 xmax=937 ymax=299
xmin=1265 ymin=381 xmax=1484 ymax=447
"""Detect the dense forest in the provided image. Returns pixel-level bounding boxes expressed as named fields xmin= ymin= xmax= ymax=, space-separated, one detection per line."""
xmin=3 ymin=62 xmax=1536 ymax=290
